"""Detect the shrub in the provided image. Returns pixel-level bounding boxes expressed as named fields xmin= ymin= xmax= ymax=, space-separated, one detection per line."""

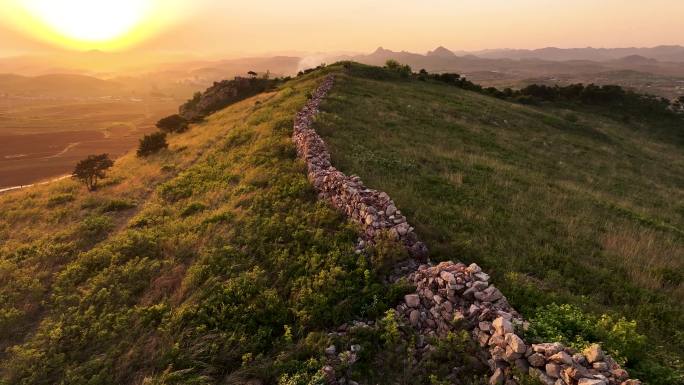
xmin=79 ymin=215 xmax=114 ymax=243
xmin=156 ymin=114 xmax=189 ymax=133
xmin=369 ymin=233 xmax=409 ymax=276
xmin=527 ymin=303 xmax=646 ymax=366
xmin=137 ymin=132 xmax=168 ymax=157
xmin=100 ymin=199 xmax=136 ymax=213
xmin=384 ymin=60 xmax=412 ymax=78
xmin=47 ymin=193 xmax=75 ymax=207
xmin=181 ymin=202 xmax=207 ymax=217
xmin=73 ymin=154 xmax=114 ymax=191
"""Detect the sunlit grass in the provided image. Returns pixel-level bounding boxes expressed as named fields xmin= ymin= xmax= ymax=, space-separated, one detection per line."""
xmin=315 ymin=64 xmax=684 ymax=382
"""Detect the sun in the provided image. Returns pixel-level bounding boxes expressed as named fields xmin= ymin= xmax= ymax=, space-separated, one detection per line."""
xmin=19 ymin=0 xmax=153 ymax=45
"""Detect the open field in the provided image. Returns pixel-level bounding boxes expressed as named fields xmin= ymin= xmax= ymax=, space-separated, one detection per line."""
xmin=0 ymin=97 xmax=177 ymax=188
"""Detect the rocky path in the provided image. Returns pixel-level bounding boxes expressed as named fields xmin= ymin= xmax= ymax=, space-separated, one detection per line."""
xmin=292 ymin=74 xmax=641 ymax=385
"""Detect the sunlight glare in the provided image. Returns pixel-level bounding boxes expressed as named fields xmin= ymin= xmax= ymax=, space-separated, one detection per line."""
xmin=19 ymin=0 xmax=152 ymax=44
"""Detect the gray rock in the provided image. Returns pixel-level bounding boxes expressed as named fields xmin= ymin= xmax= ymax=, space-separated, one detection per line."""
xmin=385 ymin=204 xmax=397 ymax=216
xmin=545 ymin=362 xmax=561 ymax=378
xmin=528 ymin=353 xmax=546 ymax=367
xmin=577 ymin=379 xmax=606 ymax=385
xmin=514 ymin=358 xmax=530 ymax=373
xmin=505 ymin=333 xmax=526 ymax=354
xmin=549 ymin=351 xmax=573 ymax=366
xmin=489 ymin=368 xmax=504 ymax=385
xmin=405 ymin=294 xmax=420 ymax=308
xmin=492 ymin=317 xmax=514 ymax=336
xmin=467 ymin=263 xmax=482 ymax=274
xmin=409 ymin=310 xmax=420 ymax=326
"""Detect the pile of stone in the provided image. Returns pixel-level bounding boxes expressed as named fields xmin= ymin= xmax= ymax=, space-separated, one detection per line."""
xmin=292 ymin=76 xmax=641 ymax=385
xmin=292 ymin=75 xmax=429 ymax=261
xmin=398 ymin=262 xmax=640 ymax=385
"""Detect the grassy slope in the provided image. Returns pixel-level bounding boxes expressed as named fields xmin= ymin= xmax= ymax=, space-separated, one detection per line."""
xmin=0 ymin=69 xmax=425 ymax=385
xmin=315 ymin=65 xmax=684 ymax=382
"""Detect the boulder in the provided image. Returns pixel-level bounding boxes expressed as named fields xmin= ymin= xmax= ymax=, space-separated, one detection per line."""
xmin=504 ymin=333 xmax=526 ymax=354
xmin=545 ymin=362 xmax=561 ymax=378
xmin=409 ymin=310 xmax=420 ymax=326
xmin=611 ymin=369 xmax=628 ymax=381
xmin=492 ymin=317 xmax=514 ymax=336
xmin=528 ymin=353 xmax=546 ymax=367
xmin=549 ymin=351 xmax=573 ymax=366
xmin=405 ymin=294 xmax=420 ymax=308
xmin=440 ymin=271 xmax=456 ymax=283
xmin=514 ymin=358 xmax=530 ymax=373
xmin=489 ymin=368 xmax=504 ymax=385
xmin=578 ymin=379 xmax=606 ymax=385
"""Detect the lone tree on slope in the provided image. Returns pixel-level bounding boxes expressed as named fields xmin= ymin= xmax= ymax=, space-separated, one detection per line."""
xmin=137 ymin=132 xmax=168 ymax=157
xmin=156 ymin=114 xmax=189 ymax=133
xmin=73 ymin=154 xmax=114 ymax=191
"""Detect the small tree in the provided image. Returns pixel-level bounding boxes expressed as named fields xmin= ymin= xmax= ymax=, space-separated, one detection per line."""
xmin=137 ymin=132 xmax=168 ymax=157
xmin=247 ymin=71 xmax=257 ymax=78
xmin=73 ymin=154 xmax=114 ymax=191
xmin=156 ymin=114 xmax=188 ymax=133
xmin=385 ymin=59 xmax=412 ymax=78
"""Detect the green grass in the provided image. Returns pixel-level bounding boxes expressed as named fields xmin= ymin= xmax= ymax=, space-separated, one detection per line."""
xmin=1 ymin=62 xmax=682 ymax=384
xmin=315 ymin=63 xmax=684 ymax=384
xmin=0 ymin=66 xmax=487 ymax=385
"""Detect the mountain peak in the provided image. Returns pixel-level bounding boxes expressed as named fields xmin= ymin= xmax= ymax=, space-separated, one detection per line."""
xmin=373 ymin=46 xmax=393 ymax=55
xmin=427 ymin=46 xmax=454 ymax=57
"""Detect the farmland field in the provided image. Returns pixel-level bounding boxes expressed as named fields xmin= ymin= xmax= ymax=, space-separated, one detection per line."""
xmin=0 ymin=97 xmax=177 ymax=189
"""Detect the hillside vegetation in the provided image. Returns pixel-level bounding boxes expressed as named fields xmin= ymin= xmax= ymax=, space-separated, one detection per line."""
xmin=0 ymin=69 xmax=434 ymax=385
xmin=314 ymin=63 xmax=684 ymax=383
xmin=1 ymin=62 xmax=682 ymax=385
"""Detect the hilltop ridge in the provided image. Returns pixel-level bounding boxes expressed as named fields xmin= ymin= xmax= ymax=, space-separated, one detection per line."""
xmin=0 ymin=62 xmax=681 ymax=385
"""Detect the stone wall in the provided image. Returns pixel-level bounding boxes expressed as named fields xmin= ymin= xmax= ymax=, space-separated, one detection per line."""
xmin=292 ymin=75 xmax=429 ymax=261
xmin=292 ymin=75 xmax=641 ymax=385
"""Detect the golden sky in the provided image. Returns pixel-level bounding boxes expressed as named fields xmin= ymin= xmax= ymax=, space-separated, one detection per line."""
xmin=1 ymin=0 xmax=683 ymax=55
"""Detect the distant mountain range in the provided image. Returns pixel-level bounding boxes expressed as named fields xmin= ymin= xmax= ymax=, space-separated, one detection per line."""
xmin=462 ymin=45 xmax=684 ymax=62
xmin=1 ymin=46 xmax=682 ymax=100
xmin=343 ymin=46 xmax=684 ymax=78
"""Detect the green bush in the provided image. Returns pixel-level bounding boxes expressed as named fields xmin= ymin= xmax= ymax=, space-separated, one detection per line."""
xmin=79 ymin=215 xmax=114 ymax=243
xmin=181 ymin=202 xmax=207 ymax=217
xmin=47 ymin=193 xmax=75 ymax=208
xmin=384 ymin=60 xmax=412 ymax=78
xmin=156 ymin=114 xmax=189 ymax=133
xmin=100 ymin=199 xmax=136 ymax=213
xmin=527 ymin=304 xmax=647 ymax=365
xmin=137 ymin=132 xmax=168 ymax=157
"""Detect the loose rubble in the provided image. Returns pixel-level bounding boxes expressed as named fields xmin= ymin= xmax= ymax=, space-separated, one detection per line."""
xmin=292 ymin=75 xmax=641 ymax=385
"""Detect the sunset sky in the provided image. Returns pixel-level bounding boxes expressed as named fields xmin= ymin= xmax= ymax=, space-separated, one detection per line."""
xmin=1 ymin=0 xmax=683 ymax=56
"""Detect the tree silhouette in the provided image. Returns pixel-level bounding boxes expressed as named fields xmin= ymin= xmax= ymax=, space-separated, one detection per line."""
xmin=73 ymin=154 xmax=114 ymax=191
xmin=248 ymin=71 xmax=257 ymax=78
xmin=156 ymin=114 xmax=188 ymax=133
xmin=137 ymin=132 xmax=168 ymax=157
